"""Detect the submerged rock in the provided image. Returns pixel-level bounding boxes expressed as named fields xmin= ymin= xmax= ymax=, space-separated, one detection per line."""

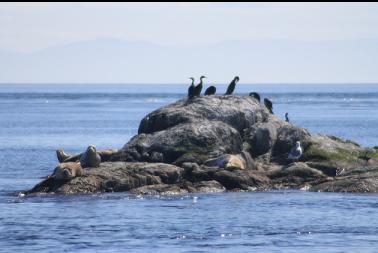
xmin=25 ymin=95 xmax=378 ymax=195
xmin=130 ymin=184 xmax=188 ymax=195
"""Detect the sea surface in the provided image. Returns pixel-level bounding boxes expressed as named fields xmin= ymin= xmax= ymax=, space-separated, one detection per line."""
xmin=1 ymin=84 xmax=378 ymax=252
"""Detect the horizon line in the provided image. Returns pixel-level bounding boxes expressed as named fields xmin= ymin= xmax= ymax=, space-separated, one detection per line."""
xmin=2 ymin=82 xmax=378 ymax=86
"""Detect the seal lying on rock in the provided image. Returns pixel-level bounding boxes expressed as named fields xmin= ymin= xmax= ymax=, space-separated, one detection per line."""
xmin=80 ymin=145 xmax=101 ymax=168
xmin=204 ymin=154 xmax=246 ymax=170
xmin=56 ymin=146 xmax=118 ymax=167
xmin=53 ymin=162 xmax=83 ymax=180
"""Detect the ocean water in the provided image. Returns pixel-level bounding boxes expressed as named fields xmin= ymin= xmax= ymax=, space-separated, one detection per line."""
xmin=1 ymin=84 xmax=378 ymax=252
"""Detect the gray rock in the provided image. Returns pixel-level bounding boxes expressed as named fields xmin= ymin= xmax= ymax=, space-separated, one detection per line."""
xmin=212 ymin=169 xmax=271 ymax=190
xmin=138 ymin=96 xmax=268 ymax=134
xmin=26 ymin=162 xmax=184 ymax=195
xmin=130 ymin=184 xmax=188 ymax=195
xmin=310 ymin=167 xmax=378 ymax=193
xmin=26 ymin=95 xmax=378 ymax=195
xmin=118 ymin=121 xmax=243 ymax=165
xmin=268 ymin=162 xmax=328 ymax=189
xmin=186 ymin=180 xmax=226 ymax=193
xmin=246 ymin=119 xmax=282 ymax=157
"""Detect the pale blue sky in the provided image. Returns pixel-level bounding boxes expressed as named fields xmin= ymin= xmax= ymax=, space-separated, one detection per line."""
xmin=1 ymin=2 xmax=378 ymax=83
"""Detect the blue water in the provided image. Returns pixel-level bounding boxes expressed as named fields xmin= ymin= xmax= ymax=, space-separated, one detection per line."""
xmin=1 ymin=84 xmax=378 ymax=252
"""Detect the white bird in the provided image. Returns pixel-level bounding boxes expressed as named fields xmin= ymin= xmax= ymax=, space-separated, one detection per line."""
xmin=288 ymin=141 xmax=302 ymax=161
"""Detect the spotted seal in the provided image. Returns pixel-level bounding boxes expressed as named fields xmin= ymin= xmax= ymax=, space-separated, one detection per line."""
xmin=79 ymin=145 xmax=101 ymax=168
xmin=53 ymin=162 xmax=83 ymax=180
xmin=56 ymin=146 xmax=118 ymax=167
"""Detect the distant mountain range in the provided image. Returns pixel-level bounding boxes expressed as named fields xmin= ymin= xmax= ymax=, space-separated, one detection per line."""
xmin=1 ymin=38 xmax=378 ymax=84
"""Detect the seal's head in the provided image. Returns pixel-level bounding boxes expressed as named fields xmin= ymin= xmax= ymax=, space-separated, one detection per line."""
xmin=87 ymin=145 xmax=97 ymax=154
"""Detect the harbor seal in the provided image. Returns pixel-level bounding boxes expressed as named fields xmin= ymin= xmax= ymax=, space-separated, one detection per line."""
xmin=204 ymin=154 xmax=245 ymax=170
xmin=53 ymin=162 xmax=83 ymax=180
xmin=56 ymin=147 xmax=117 ymax=164
xmin=80 ymin=145 xmax=101 ymax=168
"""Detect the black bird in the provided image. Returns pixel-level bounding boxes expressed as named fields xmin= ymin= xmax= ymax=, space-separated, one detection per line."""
xmin=193 ymin=75 xmax=206 ymax=97
xmin=204 ymin=86 xmax=216 ymax=96
xmin=225 ymin=76 xmax=239 ymax=95
xmin=187 ymin=77 xmax=195 ymax=99
xmin=285 ymin=112 xmax=289 ymax=122
xmin=249 ymin=92 xmax=261 ymax=102
xmin=264 ymin=98 xmax=273 ymax=114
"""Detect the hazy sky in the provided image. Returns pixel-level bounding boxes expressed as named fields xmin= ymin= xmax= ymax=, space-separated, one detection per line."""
xmin=1 ymin=2 xmax=378 ymax=83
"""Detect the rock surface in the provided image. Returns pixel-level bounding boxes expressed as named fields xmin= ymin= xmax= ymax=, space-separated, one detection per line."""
xmin=25 ymin=95 xmax=378 ymax=195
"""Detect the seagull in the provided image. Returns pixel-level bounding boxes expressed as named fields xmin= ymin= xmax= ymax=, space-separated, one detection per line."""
xmin=288 ymin=141 xmax=302 ymax=161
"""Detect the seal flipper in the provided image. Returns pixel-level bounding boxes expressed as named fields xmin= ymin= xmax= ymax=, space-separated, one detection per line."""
xmin=57 ymin=149 xmax=82 ymax=163
xmin=56 ymin=149 xmax=70 ymax=163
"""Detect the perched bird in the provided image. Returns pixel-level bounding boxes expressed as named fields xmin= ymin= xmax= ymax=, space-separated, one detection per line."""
xmin=288 ymin=141 xmax=303 ymax=162
xmin=193 ymin=76 xmax=206 ymax=97
xmin=225 ymin=76 xmax=239 ymax=95
xmin=285 ymin=112 xmax=290 ymax=122
xmin=264 ymin=98 xmax=273 ymax=114
xmin=204 ymin=86 xmax=216 ymax=96
xmin=249 ymin=92 xmax=261 ymax=102
xmin=187 ymin=77 xmax=195 ymax=99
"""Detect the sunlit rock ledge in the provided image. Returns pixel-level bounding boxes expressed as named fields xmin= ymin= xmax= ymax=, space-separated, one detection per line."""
xmin=25 ymin=95 xmax=378 ymax=195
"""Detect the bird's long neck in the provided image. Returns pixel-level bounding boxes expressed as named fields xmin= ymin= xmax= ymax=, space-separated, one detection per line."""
xmin=199 ymin=77 xmax=204 ymax=85
xmin=191 ymin=79 xmax=194 ymax=86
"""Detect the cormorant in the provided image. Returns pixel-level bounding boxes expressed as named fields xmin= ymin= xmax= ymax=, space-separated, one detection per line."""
xmin=193 ymin=75 xmax=206 ymax=97
xmin=187 ymin=77 xmax=195 ymax=99
xmin=249 ymin=92 xmax=261 ymax=102
xmin=288 ymin=141 xmax=302 ymax=162
xmin=264 ymin=98 xmax=273 ymax=114
xmin=225 ymin=76 xmax=239 ymax=95
xmin=285 ymin=112 xmax=289 ymax=122
xmin=204 ymin=86 xmax=216 ymax=96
